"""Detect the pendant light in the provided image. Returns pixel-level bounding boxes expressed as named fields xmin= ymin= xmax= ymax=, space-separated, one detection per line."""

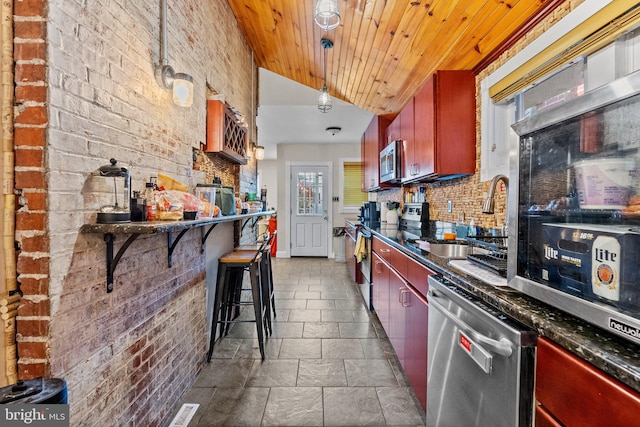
xmin=314 ymin=0 xmax=341 ymax=31
xmin=318 ymin=37 xmax=333 ymax=113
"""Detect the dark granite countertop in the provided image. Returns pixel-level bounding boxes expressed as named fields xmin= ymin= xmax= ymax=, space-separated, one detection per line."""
xmin=81 ymin=210 xmax=275 ymax=234
xmin=348 ymin=219 xmax=640 ymax=393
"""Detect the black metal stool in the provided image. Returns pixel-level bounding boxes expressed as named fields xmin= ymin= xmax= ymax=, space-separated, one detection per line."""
xmin=236 ymin=230 xmax=277 ymax=326
xmin=207 ymin=248 xmax=266 ymax=362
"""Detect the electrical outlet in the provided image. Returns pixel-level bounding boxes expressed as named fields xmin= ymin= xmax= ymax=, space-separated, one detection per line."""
xmin=447 ymin=200 xmax=452 ymax=213
xmin=332 ymin=196 xmax=339 ymax=202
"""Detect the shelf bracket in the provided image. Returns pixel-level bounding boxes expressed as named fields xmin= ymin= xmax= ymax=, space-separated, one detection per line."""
xmin=105 ymin=233 xmax=140 ymax=293
xmin=241 ymin=217 xmax=258 ymax=233
xmin=167 ymin=228 xmax=191 ymax=268
xmin=201 ymin=223 xmax=219 ymax=253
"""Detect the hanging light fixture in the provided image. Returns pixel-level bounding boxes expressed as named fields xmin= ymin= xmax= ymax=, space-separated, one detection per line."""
xmin=155 ymin=0 xmax=194 ymax=107
xmin=314 ymin=0 xmax=341 ymax=31
xmin=318 ymin=37 xmax=333 ymax=113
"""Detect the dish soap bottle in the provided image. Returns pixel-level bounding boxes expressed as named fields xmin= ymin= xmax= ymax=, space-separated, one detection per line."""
xmin=468 ymin=219 xmax=476 ymax=237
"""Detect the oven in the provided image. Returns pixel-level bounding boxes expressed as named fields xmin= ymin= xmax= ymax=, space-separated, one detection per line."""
xmin=358 ymin=228 xmax=373 ymax=309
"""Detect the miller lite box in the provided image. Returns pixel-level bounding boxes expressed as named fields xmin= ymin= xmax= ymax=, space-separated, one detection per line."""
xmin=541 ymin=223 xmax=640 ymax=311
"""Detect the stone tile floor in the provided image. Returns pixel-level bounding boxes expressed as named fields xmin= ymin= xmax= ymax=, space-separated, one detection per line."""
xmin=171 ymin=258 xmax=426 ymax=426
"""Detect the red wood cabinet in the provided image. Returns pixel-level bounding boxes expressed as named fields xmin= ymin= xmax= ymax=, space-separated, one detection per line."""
xmin=536 ymin=337 xmax=640 ymax=426
xmin=399 ymin=99 xmax=416 ymax=181
xmin=205 ymin=100 xmax=248 ymax=165
xmin=405 ymin=70 xmax=476 ymax=182
xmin=372 ymin=237 xmax=434 ymax=411
xmin=388 ymin=267 xmax=408 ymax=368
xmin=362 ymin=116 xmax=392 ymax=191
xmin=403 ymin=284 xmax=429 ymax=411
xmin=372 ymin=251 xmax=390 ymax=331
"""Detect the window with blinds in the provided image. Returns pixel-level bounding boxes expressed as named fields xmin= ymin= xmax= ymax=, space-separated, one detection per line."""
xmin=342 ymin=161 xmax=367 ymax=208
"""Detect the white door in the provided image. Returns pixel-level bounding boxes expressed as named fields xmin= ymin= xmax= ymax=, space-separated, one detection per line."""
xmin=290 ymin=165 xmax=329 ymax=257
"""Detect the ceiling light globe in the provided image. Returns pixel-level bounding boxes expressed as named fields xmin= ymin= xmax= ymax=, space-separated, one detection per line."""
xmin=318 ymin=87 xmax=332 ymax=113
xmin=314 ymin=0 xmax=340 ymax=31
xmin=173 ymin=73 xmax=194 ymax=107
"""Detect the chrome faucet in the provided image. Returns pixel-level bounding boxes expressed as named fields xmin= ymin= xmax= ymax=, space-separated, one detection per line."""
xmin=483 ymin=174 xmax=509 ymax=235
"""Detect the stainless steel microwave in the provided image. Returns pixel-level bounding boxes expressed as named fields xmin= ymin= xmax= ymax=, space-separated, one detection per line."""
xmin=380 ymin=140 xmax=401 ymax=183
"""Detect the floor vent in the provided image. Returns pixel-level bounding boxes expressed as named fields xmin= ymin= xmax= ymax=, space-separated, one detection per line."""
xmin=169 ymin=403 xmax=199 ymax=427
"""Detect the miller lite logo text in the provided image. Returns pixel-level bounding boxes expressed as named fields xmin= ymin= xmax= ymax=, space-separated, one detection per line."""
xmin=544 ymin=245 xmax=558 ymax=260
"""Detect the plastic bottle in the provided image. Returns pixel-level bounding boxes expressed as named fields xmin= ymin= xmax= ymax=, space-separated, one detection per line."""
xmin=145 ymin=182 xmax=157 ymax=220
xmin=468 ymin=219 xmax=476 ymax=237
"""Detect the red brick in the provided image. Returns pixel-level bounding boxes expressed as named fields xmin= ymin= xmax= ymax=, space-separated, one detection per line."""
xmin=141 ymin=344 xmax=154 ymax=362
xmin=14 ymin=21 xmax=46 ymax=39
xmin=15 ymin=212 xmax=46 ymax=231
xmin=126 ymin=337 xmax=147 ymax=357
xmin=16 ymin=254 xmax=49 ymax=275
xmin=14 ymin=106 xmax=47 ymax=125
xmin=15 ymin=170 xmax=46 ymax=189
xmin=14 ymin=42 xmax=45 ymax=61
xmin=21 ymin=192 xmax=47 ymax=211
xmin=17 ymin=341 xmax=48 ymax=358
xmin=15 ymin=147 xmax=44 ymax=168
xmin=18 ymin=362 xmax=48 ymax=379
xmin=18 ymin=277 xmax=49 ymax=295
xmin=15 ymin=85 xmax=47 ymax=104
xmin=15 ymin=64 xmax=46 ymax=83
xmin=20 ymin=234 xmax=48 ymax=252
xmin=14 ymin=127 xmax=46 ymax=147
xmin=16 ymin=319 xmax=49 ymax=338
xmin=14 ymin=0 xmax=46 ymax=17
xmin=17 ymin=298 xmax=49 ymax=316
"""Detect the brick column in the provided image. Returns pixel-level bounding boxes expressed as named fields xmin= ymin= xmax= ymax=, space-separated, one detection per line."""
xmin=13 ymin=0 xmax=49 ymax=379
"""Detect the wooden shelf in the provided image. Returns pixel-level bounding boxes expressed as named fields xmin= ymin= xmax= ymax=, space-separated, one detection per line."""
xmin=81 ymin=211 xmax=275 ymax=293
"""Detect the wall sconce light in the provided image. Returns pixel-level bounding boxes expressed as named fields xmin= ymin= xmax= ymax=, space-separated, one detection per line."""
xmin=318 ymin=37 xmax=334 ymax=113
xmin=155 ymin=0 xmax=194 ymax=108
xmin=251 ymin=141 xmax=265 ymax=160
xmin=314 ymin=0 xmax=341 ymax=31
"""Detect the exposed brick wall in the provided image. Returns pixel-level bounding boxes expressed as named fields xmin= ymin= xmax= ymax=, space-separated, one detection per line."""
xmin=13 ymin=0 xmax=257 ymax=425
xmin=14 ymin=0 xmax=49 ymax=379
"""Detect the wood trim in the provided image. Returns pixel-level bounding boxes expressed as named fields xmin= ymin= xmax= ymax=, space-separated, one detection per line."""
xmin=473 ymin=0 xmax=566 ymax=74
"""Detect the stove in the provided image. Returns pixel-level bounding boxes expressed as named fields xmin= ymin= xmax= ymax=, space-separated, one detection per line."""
xmin=400 ymin=202 xmax=430 ymax=241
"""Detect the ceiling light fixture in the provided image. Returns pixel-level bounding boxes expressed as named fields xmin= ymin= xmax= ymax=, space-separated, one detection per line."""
xmin=326 ymin=126 xmax=341 ymax=136
xmin=314 ymin=0 xmax=341 ymax=31
xmin=155 ymin=0 xmax=194 ymax=107
xmin=318 ymin=37 xmax=333 ymax=113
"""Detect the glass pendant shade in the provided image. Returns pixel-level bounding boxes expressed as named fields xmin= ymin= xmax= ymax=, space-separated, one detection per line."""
xmin=172 ymin=73 xmax=194 ymax=107
xmin=318 ymin=85 xmax=332 ymax=113
xmin=314 ymin=0 xmax=340 ymax=31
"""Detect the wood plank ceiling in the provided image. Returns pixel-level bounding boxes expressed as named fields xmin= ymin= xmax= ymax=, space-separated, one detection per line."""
xmin=227 ymin=0 xmax=560 ymax=118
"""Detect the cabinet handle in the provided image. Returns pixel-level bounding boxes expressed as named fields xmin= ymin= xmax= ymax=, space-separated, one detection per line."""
xmin=400 ymin=288 xmax=410 ymax=307
xmin=415 ymin=163 xmax=420 ymax=175
xmin=379 ymin=248 xmax=390 ymax=253
xmin=374 ymin=260 xmax=383 ymax=274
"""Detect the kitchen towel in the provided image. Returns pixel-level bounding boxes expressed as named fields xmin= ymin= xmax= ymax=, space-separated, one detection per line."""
xmin=354 ymin=233 xmax=366 ymax=263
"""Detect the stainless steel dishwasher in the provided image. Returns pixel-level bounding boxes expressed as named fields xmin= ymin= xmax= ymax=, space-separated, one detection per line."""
xmin=427 ymin=275 xmax=537 ymax=427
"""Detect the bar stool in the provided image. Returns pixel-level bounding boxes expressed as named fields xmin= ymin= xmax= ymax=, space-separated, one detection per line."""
xmin=207 ymin=247 xmax=266 ymax=362
xmin=236 ymin=230 xmax=277 ymax=328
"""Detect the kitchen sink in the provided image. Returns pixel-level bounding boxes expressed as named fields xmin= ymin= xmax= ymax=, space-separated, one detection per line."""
xmin=412 ymin=242 xmax=489 ymax=260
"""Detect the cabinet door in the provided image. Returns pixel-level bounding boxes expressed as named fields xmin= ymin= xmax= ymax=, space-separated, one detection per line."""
xmin=388 ymin=267 xmax=408 ymax=368
xmin=536 ymin=337 xmax=640 ymax=427
xmin=362 ymin=116 xmax=392 ymax=191
xmin=400 ymin=99 xmax=416 ymax=180
xmin=433 ymin=70 xmax=476 ymax=176
xmin=404 ymin=284 xmax=428 ymax=411
xmin=371 ymin=252 xmax=390 ymax=331
xmin=413 ymin=77 xmax=436 ymax=178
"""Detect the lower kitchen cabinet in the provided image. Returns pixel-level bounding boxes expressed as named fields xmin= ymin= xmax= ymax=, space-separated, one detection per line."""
xmin=372 ymin=237 xmax=433 ymax=411
xmin=372 ymin=251 xmax=390 ymax=331
xmin=536 ymin=337 xmax=640 ymax=426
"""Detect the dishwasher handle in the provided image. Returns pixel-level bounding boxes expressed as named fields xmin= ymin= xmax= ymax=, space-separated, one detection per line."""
xmin=428 ymin=290 xmax=513 ymax=358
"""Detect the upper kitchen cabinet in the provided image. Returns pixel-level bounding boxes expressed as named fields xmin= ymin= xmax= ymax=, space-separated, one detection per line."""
xmin=399 ymin=100 xmax=415 ymax=181
xmin=205 ymin=100 xmax=248 ymax=165
xmin=362 ymin=116 xmax=392 ymax=192
xmin=405 ymin=70 xmax=476 ymax=182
